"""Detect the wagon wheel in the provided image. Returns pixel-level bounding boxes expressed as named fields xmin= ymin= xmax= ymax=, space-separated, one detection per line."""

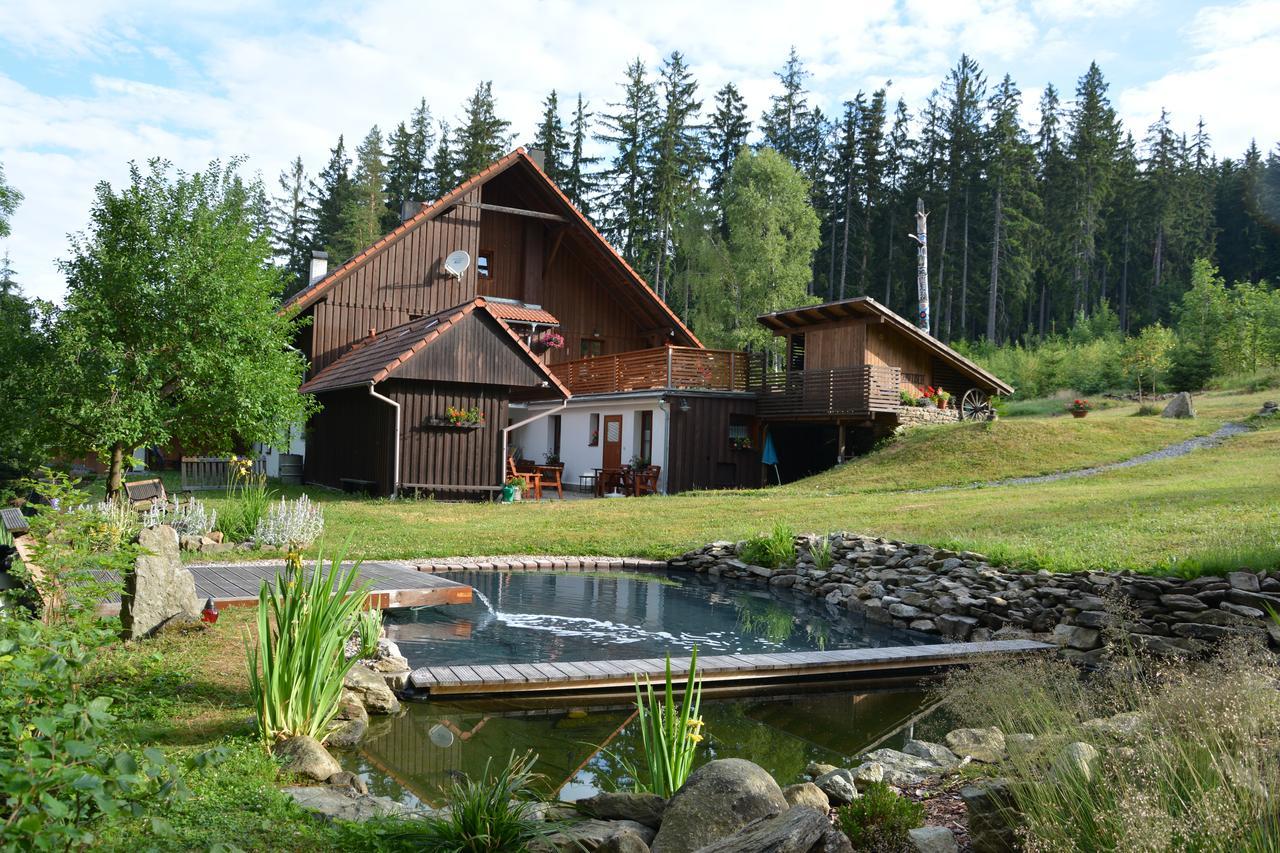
xmin=960 ymin=388 xmax=994 ymax=421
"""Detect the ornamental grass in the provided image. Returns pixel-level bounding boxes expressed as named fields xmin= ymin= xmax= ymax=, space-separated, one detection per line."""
xmin=632 ymin=648 xmax=705 ymax=798
xmin=943 ymin=637 xmax=1280 ymax=852
xmin=245 ymin=548 xmax=369 ymax=743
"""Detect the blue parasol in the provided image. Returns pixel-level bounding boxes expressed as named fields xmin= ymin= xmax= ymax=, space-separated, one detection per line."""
xmin=761 ymin=431 xmax=781 ymax=484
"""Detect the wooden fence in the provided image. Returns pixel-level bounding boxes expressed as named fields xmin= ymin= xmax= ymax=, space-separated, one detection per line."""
xmin=180 ymin=456 xmax=265 ymax=491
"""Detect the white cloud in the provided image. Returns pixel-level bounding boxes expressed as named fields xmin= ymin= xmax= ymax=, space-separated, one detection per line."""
xmin=1117 ymin=0 xmax=1280 ymax=156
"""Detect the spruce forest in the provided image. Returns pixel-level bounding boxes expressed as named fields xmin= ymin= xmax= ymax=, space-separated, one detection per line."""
xmin=274 ymin=48 xmax=1280 ymax=386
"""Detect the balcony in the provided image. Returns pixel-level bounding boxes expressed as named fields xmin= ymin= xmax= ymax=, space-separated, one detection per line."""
xmin=754 ymin=365 xmax=903 ymax=418
xmin=549 ymin=346 xmax=763 ymax=396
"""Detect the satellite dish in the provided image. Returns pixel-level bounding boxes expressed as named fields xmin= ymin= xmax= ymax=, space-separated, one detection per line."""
xmin=443 ymin=250 xmax=471 ymax=279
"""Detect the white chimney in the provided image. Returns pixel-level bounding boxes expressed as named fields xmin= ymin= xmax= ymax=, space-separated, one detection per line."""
xmin=308 ymin=251 xmax=328 ymax=285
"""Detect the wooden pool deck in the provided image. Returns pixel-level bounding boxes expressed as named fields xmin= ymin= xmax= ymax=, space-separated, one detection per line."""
xmin=96 ymin=560 xmax=472 ymax=616
xmin=409 ymin=639 xmax=1052 ymax=697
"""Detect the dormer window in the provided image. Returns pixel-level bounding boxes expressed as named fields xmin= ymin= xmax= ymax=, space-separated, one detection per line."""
xmin=477 ymin=250 xmax=493 ymax=278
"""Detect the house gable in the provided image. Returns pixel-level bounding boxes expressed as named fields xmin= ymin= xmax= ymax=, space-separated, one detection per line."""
xmin=389 ymin=310 xmax=547 ymax=389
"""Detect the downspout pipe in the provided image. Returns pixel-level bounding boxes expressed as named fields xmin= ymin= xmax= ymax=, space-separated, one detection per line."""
xmin=657 ymin=399 xmax=672 ymax=495
xmin=368 ymin=382 xmax=402 ymax=497
xmin=502 ymin=397 xmax=569 ymax=480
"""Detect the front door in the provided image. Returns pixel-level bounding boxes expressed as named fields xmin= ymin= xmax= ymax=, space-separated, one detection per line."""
xmin=602 ymin=415 xmax=623 ymax=469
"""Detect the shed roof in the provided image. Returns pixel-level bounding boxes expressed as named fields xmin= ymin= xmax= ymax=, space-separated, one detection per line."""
xmin=299 ymin=298 xmax=571 ymax=397
xmin=757 ymin=296 xmax=1014 ymax=395
xmin=482 ymin=300 xmax=560 ymax=326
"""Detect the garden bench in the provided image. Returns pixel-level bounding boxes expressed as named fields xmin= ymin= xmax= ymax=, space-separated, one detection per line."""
xmin=507 ymin=457 xmax=542 ymax=500
xmin=0 ymin=507 xmax=28 ymax=537
xmin=123 ymin=478 xmax=167 ymax=508
xmin=339 ymin=478 xmax=377 ymax=495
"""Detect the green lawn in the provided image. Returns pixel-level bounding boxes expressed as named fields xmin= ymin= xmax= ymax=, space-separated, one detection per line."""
xmin=160 ymin=390 xmax=1279 ymax=576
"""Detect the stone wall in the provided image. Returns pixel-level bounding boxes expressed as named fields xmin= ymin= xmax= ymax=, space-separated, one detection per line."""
xmin=894 ymin=405 xmax=961 ymax=429
xmin=669 ymin=533 xmax=1279 ymax=661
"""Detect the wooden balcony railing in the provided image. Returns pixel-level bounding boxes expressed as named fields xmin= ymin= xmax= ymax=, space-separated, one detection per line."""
xmin=549 ymin=346 xmax=764 ymax=396
xmin=754 ymin=365 xmax=902 ymax=418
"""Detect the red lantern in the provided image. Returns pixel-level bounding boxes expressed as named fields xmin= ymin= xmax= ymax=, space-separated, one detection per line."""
xmin=201 ymin=597 xmax=220 ymax=624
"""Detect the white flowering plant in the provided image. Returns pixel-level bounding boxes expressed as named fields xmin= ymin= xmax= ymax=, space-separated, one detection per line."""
xmin=254 ymin=495 xmax=324 ymax=548
xmin=141 ymin=497 xmax=217 ymax=537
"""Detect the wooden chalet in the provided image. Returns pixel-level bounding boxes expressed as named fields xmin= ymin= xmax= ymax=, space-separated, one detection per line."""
xmin=284 ymin=149 xmax=1013 ymax=497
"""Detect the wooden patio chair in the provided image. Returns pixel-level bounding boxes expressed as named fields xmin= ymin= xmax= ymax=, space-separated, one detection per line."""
xmin=634 ymin=466 xmax=661 ymax=496
xmin=507 ymin=457 xmax=542 ymax=500
xmin=536 ymin=464 xmax=565 ymax=499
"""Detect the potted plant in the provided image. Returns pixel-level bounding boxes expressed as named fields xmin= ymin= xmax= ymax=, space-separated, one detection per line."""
xmin=531 ymin=330 xmax=565 ymax=353
xmin=502 ymin=475 xmax=524 ymax=503
xmin=1066 ymin=399 xmax=1092 ymax=418
xmin=920 ymin=386 xmax=938 ymax=408
xmin=543 ymin=451 xmax=563 ymax=468
xmin=933 ymin=388 xmax=952 ymax=410
xmin=445 ymin=406 xmax=485 ymax=427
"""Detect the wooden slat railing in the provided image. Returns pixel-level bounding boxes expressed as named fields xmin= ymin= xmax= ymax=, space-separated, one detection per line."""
xmin=180 ymin=456 xmax=265 ymax=492
xmin=754 ymin=365 xmax=902 ymax=418
xmin=550 ymin=346 xmax=763 ymax=395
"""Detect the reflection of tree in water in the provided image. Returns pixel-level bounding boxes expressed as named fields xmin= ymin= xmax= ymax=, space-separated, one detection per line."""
xmin=733 ymin=596 xmax=829 ymax=649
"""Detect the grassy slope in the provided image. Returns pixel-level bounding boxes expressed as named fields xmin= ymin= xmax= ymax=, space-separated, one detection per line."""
xmin=169 ymin=391 xmax=1278 ymax=575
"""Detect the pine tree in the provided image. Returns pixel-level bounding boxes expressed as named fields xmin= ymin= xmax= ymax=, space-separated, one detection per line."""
xmin=0 ymin=162 xmax=21 ymax=239
xmin=270 ymin=156 xmax=314 ymax=297
xmin=649 ymin=51 xmax=705 ymax=300
xmin=342 ymin=125 xmax=389 ymax=254
xmin=881 ymin=98 xmax=912 ymax=309
xmin=1033 ymin=83 xmax=1071 ymax=334
xmin=455 ymin=82 xmax=513 ymax=178
xmin=597 ymin=59 xmax=659 ymax=267
xmin=760 ymin=47 xmax=815 ymax=170
xmin=532 ymin=90 xmax=570 ymax=184
xmin=564 ymin=94 xmax=601 ymax=216
xmin=984 ymin=75 xmax=1041 ymax=342
xmin=707 ymin=83 xmax=749 ymax=237
xmin=408 ymin=99 xmax=437 ymax=200
xmin=310 ymin=136 xmax=354 ymax=263
xmin=384 ymin=121 xmax=419 ymax=224
xmin=1064 ymin=62 xmax=1120 ymax=316
xmin=856 ymin=88 xmax=888 ymax=296
xmin=429 ymin=122 xmax=458 ymax=199
xmin=939 ymin=54 xmax=987 ymax=340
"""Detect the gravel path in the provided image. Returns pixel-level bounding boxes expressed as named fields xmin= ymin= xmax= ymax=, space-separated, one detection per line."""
xmin=916 ymin=421 xmax=1249 ymax=493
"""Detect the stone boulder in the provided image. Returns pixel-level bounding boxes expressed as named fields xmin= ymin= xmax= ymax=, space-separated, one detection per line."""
xmin=961 ymin=780 xmax=1020 ymax=853
xmin=909 ymin=826 xmax=959 ymax=853
xmin=324 ymin=717 xmax=367 ymax=749
xmin=693 ymin=806 xmax=832 ymax=853
xmin=536 ymin=819 xmax=656 ymax=852
xmin=282 ymin=785 xmax=412 ymax=822
xmin=343 ymin=664 xmax=401 ymax=715
xmin=858 ymin=749 xmax=944 ymax=786
xmin=577 ymin=791 xmax=666 ymax=828
xmin=1161 ymin=391 xmax=1195 ymax=419
xmin=813 ymin=768 xmax=859 ymax=804
xmin=944 ymin=727 xmax=1005 ymax=763
xmin=1051 ymin=741 xmax=1100 ymax=783
xmin=272 ymin=734 xmax=342 ymax=781
xmin=121 ymin=525 xmax=202 ymax=639
xmin=650 ymin=759 xmax=788 ymax=853
xmin=902 ymin=739 xmax=960 ymax=769
xmin=781 ymin=782 xmax=830 ymax=812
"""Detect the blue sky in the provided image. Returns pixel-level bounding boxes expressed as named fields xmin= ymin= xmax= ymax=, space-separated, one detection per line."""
xmin=3 ymin=0 xmax=1278 ymax=302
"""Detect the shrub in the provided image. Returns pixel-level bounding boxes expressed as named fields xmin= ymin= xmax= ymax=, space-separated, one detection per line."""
xmin=245 ymin=549 xmax=369 ymax=742
xmin=253 ymin=495 xmax=324 ymax=548
xmin=741 ymin=521 xmax=795 ymax=569
xmin=1132 ymin=403 xmax=1161 ymax=416
xmin=82 ymin=498 xmax=142 ymax=550
xmin=835 ymin=782 xmax=925 ymax=851
xmin=371 ymin=751 xmax=558 ymax=852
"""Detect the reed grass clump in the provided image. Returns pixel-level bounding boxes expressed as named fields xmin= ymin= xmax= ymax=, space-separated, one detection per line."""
xmin=741 ymin=522 xmax=796 ymax=569
xmin=942 ymin=641 xmax=1280 ymax=851
xmin=245 ymin=549 xmax=369 ymax=742
xmin=629 ymin=649 xmax=704 ymax=798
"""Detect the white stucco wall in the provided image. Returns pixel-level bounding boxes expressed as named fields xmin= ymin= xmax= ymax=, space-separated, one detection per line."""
xmin=511 ymin=396 xmax=671 ymax=493
xmin=255 ymin=424 xmax=308 ymax=478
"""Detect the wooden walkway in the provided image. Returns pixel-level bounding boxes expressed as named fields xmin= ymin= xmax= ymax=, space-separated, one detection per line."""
xmin=96 ymin=560 xmax=472 ymax=616
xmin=410 ymin=639 xmax=1052 ymax=697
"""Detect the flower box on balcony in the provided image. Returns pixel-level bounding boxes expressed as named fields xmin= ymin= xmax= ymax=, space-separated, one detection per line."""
xmin=423 ymin=417 xmax=485 ymax=430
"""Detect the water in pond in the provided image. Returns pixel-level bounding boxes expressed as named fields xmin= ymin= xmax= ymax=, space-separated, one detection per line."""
xmin=383 ymin=570 xmax=939 ymax=670
xmin=343 ymin=687 xmax=938 ymax=807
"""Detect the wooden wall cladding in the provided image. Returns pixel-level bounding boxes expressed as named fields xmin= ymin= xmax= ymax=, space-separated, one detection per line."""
xmin=389 ymin=312 xmax=546 ymax=388
xmin=387 ymin=380 xmax=508 ymax=489
xmin=310 ymin=190 xmax=482 ymax=372
xmin=304 ymin=387 xmax=394 ymax=494
xmin=865 ymin=324 xmax=932 ymax=387
xmin=667 ymin=396 xmax=763 ymax=493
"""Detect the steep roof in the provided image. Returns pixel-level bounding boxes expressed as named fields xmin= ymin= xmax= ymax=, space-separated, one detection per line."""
xmin=281 ymin=149 xmax=699 ymax=347
xmin=299 ymin=298 xmax=571 ymax=397
xmin=483 ymin=300 xmax=560 ymax=326
xmin=758 ymin=296 xmax=1014 ymax=395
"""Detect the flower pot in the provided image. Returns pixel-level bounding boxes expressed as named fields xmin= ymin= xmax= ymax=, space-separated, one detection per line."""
xmin=1071 ymin=410 xmax=1088 ymax=418
xmin=501 ymin=484 xmax=516 ymax=503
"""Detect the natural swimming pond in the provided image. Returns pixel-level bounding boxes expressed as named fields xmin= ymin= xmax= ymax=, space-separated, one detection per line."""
xmin=382 ymin=570 xmax=940 ymax=670
xmin=348 ymin=570 xmax=946 ymax=805
xmin=343 ymin=687 xmax=943 ymax=807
